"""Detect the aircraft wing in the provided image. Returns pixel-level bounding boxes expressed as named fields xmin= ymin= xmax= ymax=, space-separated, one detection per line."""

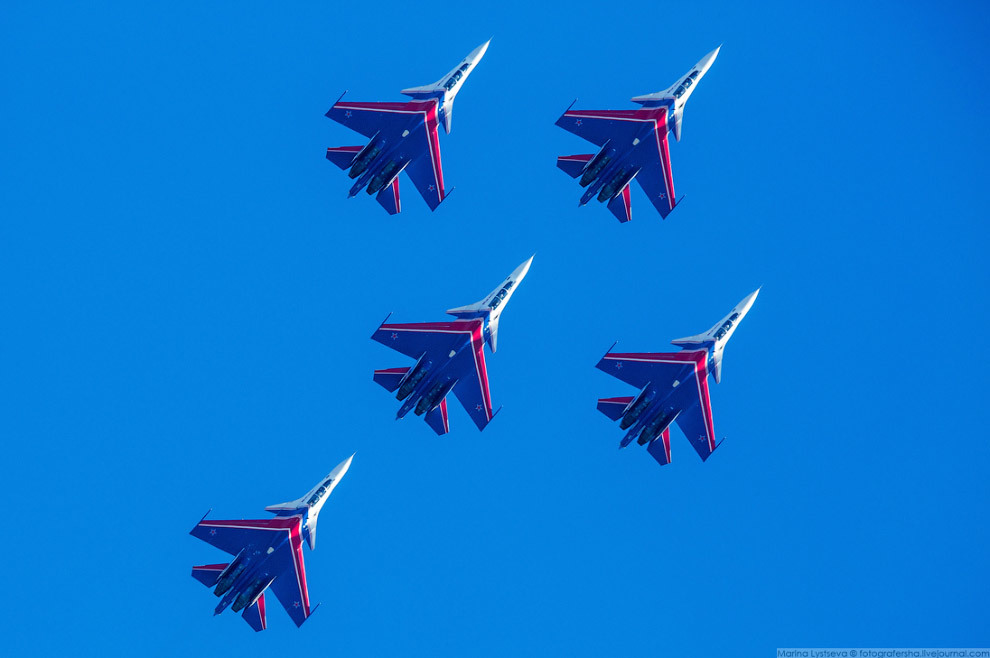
xmin=596 ymin=351 xmax=695 ymax=390
xmin=190 ymin=516 xmax=292 ymax=556
xmin=555 ymin=108 xmax=654 ymax=147
xmin=326 ymin=100 xmax=417 ymax=139
xmin=268 ymin=553 xmax=314 ymax=628
xmin=597 ymin=349 xmax=716 ymax=459
xmin=372 ymin=320 xmax=472 ymax=361
xmin=633 ymin=130 xmax=677 ymax=218
xmin=674 ymin=396 xmax=717 ymax=461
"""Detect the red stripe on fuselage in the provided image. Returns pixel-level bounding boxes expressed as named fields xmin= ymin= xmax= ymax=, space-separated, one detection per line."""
xmin=654 ymin=120 xmax=675 ymax=209
xmin=286 ymin=518 xmax=310 ymax=617
xmin=421 ymin=102 xmax=445 ymax=205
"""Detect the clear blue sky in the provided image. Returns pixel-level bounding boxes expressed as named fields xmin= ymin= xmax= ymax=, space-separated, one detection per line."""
xmin=3 ymin=1 xmax=989 ymax=655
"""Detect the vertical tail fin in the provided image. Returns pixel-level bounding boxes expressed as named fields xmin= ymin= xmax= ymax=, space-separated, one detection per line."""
xmin=376 ymin=177 xmax=401 ymax=215
xmin=242 ymin=593 xmax=267 ymax=631
xmin=425 ymin=397 xmax=450 ymax=435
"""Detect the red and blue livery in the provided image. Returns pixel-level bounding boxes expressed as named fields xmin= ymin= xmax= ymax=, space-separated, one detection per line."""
xmin=189 ymin=455 xmax=353 ymax=631
xmin=596 ymin=289 xmax=758 ymax=466
xmin=556 ymin=46 xmax=720 ymax=223
xmin=325 ymin=41 xmax=490 ymax=215
xmin=372 ymin=257 xmax=532 ymax=435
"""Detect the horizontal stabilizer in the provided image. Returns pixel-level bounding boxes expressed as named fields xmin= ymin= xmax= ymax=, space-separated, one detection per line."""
xmin=374 ymin=367 xmax=410 ymax=393
xmin=326 ymin=146 xmax=363 ymax=170
xmin=557 ymin=154 xmax=593 ymax=179
xmin=597 ymin=396 xmax=633 ymax=421
xmin=645 ymin=427 xmax=672 ymax=466
xmin=376 ymin=177 xmax=401 ymax=215
xmin=191 ymin=564 xmax=226 ymax=588
xmin=607 ymin=184 xmax=632 ymax=222
xmin=242 ymin=593 xmax=267 ymax=632
xmin=425 ymin=397 xmax=450 ymax=435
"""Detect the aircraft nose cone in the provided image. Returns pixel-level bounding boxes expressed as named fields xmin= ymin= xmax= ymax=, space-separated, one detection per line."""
xmin=697 ymin=45 xmax=721 ymax=74
xmin=469 ymin=39 xmax=491 ymax=63
xmin=736 ymin=288 xmax=760 ymax=318
xmin=512 ymin=254 xmax=535 ymax=283
xmin=333 ymin=453 xmax=355 ymax=480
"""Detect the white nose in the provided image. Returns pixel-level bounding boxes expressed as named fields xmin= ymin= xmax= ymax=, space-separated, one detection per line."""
xmin=469 ymin=39 xmax=492 ymax=63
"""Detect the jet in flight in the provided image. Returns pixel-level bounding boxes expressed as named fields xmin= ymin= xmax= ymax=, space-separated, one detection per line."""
xmin=325 ymin=40 xmax=490 ymax=214
xmin=189 ymin=455 xmax=353 ymax=631
xmin=595 ymin=289 xmax=758 ymax=466
xmin=555 ymin=46 xmax=720 ymax=223
xmin=371 ymin=256 xmax=533 ymax=434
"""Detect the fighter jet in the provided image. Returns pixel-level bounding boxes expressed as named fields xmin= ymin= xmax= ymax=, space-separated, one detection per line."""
xmin=189 ymin=455 xmax=353 ymax=631
xmin=371 ymin=256 xmax=533 ymax=434
xmin=555 ymin=46 xmax=720 ymax=223
xmin=596 ymin=289 xmax=758 ymax=466
xmin=325 ymin=40 xmax=491 ymax=214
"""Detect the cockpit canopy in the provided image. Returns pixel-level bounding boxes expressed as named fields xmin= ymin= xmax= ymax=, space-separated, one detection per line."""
xmin=672 ymin=70 xmax=701 ymax=99
xmin=306 ymin=477 xmax=335 ymax=507
xmin=712 ymin=312 xmax=740 ymax=341
xmin=443 ymin=63 xmax=472 ymax=91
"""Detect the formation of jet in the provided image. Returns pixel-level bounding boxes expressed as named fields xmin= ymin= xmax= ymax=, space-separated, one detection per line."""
xmin=555 ymin=46 xmax=720 ymax=223
xmin=371 ymin=256 xmax=533 ymax=434
xmin=324 ymin=40 xmax=490 ymax=214
xmin=595 ymin=289 xmax=759 ymax=466
xmin=192 ymin=44 xmax=761 ymax=633
xmin=189 ymin=455 xmax=353 ymax=631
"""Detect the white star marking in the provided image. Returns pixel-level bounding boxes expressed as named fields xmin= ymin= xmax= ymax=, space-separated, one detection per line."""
xmin=209 ymin=528 xmax=216 ymax=536
xmin=615 ymin=362 xmax=623 ymax=369
xmin=475 ymin=404 xmax=483 ymax=411
xmin=344 ymin=110 xmax=352 ymax=118
xmin=293 ymin=601 xmax=300 ymax=608
xmin=575 ymin=119 xmax=583 ymax=126
xmin=428 ymin=184 xmax=435 ymax=192
xmin=391 ymin=332 xmax=398 ymax=340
